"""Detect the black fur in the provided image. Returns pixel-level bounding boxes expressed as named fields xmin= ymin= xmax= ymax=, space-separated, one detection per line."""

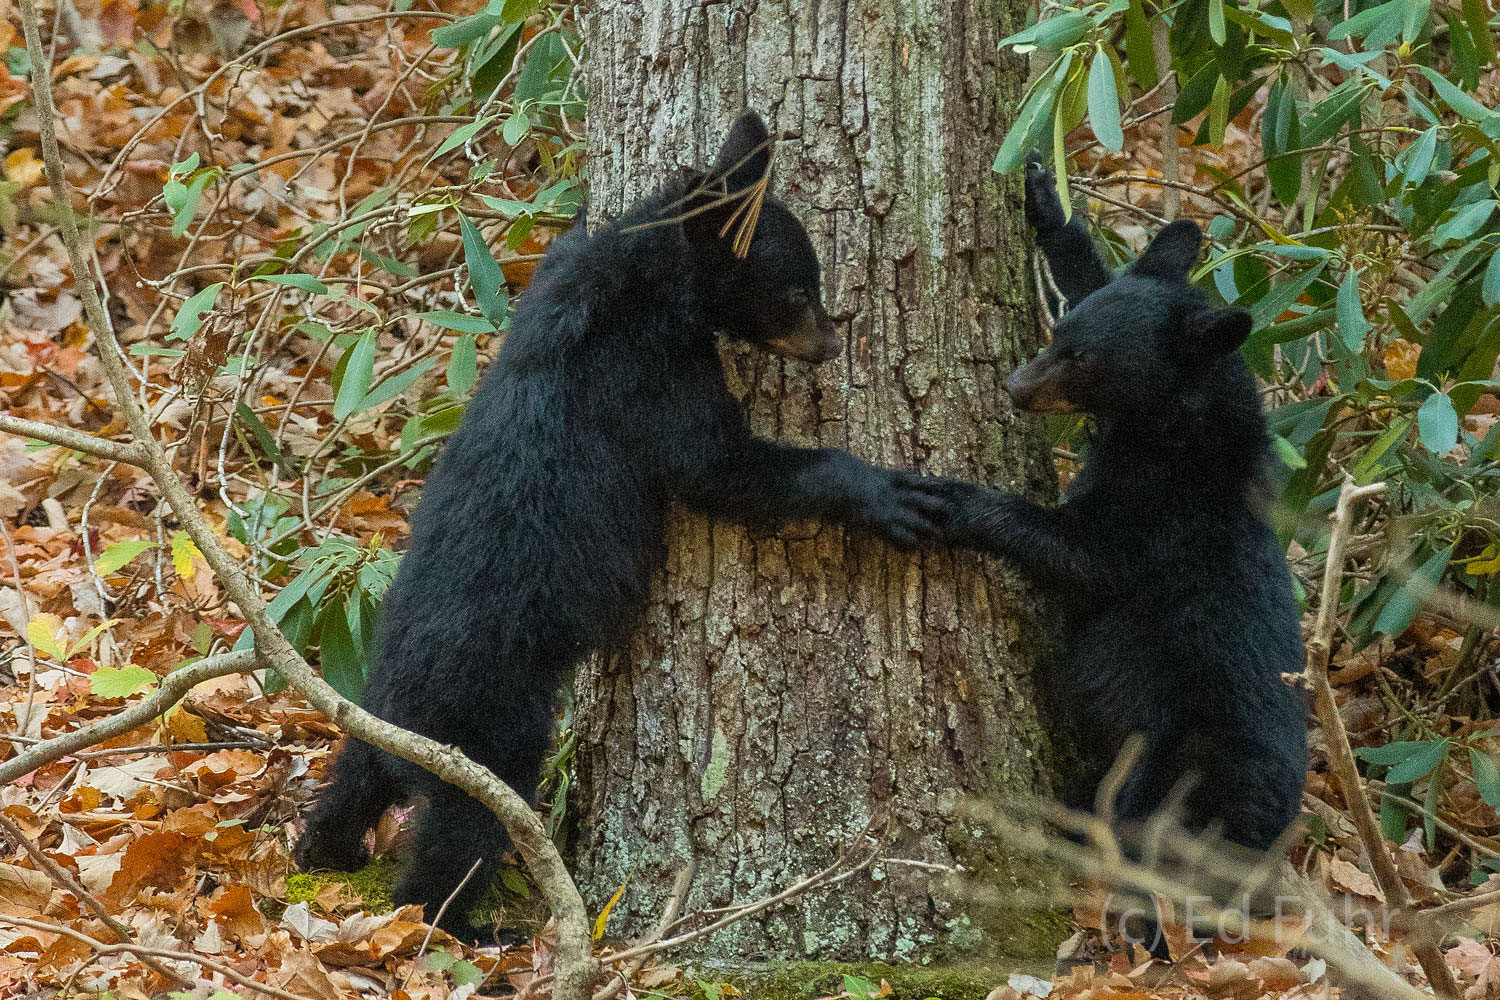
xmin=293 ymin=113 xmax=948 ymax=941
xmin=943 ymin=160 xmax=1308 ymax=959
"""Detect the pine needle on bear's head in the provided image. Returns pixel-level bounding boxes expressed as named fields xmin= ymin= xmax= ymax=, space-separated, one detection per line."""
xmin=623 ymin=132 xmax=775 ymax=259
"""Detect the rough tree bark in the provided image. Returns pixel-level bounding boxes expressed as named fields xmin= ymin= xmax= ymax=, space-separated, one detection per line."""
xmin=575 ymin=0 xmax=1057 ymax=963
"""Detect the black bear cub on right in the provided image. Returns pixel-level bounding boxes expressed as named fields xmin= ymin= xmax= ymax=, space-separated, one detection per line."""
xmin=943 ymin=162 xmax=1307 ymax=959
xmin=294 ymin=112 xmax=947 ymax=943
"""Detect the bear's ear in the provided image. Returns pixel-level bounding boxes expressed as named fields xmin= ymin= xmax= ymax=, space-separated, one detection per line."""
xmin=708 ymin=112 xmax=773 ymax=194
xmin=1186 ymin=307 xmax=1252 ymax=357
xmin=1131 ymin=220 xmax=1203 ymax=281
xmin=684 ymin=112 xmax=774 ymax=255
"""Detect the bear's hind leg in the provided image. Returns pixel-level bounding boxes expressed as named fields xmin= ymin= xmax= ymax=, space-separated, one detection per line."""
xmin=395 ymin=789 xmax=508 ymax=944
xmin=295 ymin=739 xmax=397 ymax=872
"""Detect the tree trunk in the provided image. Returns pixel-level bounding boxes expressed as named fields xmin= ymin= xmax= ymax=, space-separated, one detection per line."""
xmin=574 ymin=0 xmax=1057 ymax=963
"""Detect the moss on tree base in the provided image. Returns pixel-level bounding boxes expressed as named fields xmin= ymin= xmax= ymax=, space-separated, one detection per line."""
xmin=692 ymin=958 xmax=1058 ymax=1000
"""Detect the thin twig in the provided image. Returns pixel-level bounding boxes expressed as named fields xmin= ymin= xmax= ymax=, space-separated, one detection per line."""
xmin=1304 ymin=476 xmax=1460 ymax=999
xmin=0 ymin=414 xmax=145 ymax=465
xmin=414 ymin=857 xmax=485 ymax=961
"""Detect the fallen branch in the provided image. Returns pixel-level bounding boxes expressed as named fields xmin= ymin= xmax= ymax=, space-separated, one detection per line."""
xmin=0 ymin=648 xmax=257 ymax=785
xmin=16 ymin=5 xmax=595 ymax=997
xmin=1305 ymin=476 xmax=1460 ymax=999
xmin=1410 ymin=884 xmax=1500 ymax=924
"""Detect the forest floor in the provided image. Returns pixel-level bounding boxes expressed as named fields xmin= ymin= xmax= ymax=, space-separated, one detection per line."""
xmin=0 ymin=2 xmax=1497 ymax=999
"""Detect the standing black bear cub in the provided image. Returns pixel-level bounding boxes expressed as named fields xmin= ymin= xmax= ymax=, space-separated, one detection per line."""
xmin=295 ymin=113 xmax=946 ymax=941
xmin=943 ymin=162 xmax=1307 ymax=957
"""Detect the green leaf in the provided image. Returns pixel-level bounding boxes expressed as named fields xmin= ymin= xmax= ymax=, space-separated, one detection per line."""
xmin=1263 ymin=79 xmax=1303 ymax=205
xmin=253 ymin=273 xmax=329 ymax=295
xmin=499 ymin=866 xmax=532 ymax=897
xmin=1484 ymin=248 xmax=1500 ymax=308
xmin=994 ymin=55 xmax=1069 ymax=173
xmin=998 ymin=11 xmax=1091 ymax=52
xmin=1402 ymin=126 xmax=1438 ymax=187
xmin=1374 ymin=544 xmax=1455 ymax=636
xmin=1328 ymin=2 xmax=1400 ymax=41
xmin=168 ymin=282 xmax=224 ymax=341
xmin=1357 ymin=738 xmax=1442 ymax=766
xmin=1053 ymin=70 xmax=1076 ymax=221
xmin=459 ymin=212 xmax=510 ymax=328
xmin=1087 ymin=46 xmax=1123 ymax=151
xmin=1380 ymin=794 xmax=1410 ymax=842
xmin=90 ymin=664 xmax=158 ymax=698
xmin=333 ymin=330 xmax=379 ymax=421
xmin=1470 ymin=749 xmax=1500 ymax=809
xmin=316 ymin=602 xmax=365 ymax=700
xmin=1250 ymin=261 xmax=1327 ymax=331
xmin=447 ymin=333 xmax=478 ymax=395
xmin=164 ymin=171 xmax=213 ymax=239
xmin=431 ymin=11 xmax=501 ymax=49
xmin=1208 ymin=0 xmax=1226 ymax=45
xmin=1124 ymin=0 xmax=1157 ymax=86
xmin=1272 ymin=434 xmax=1307 ymax=469
xmin=1463 ymin=0 xmax=1496 ymax=63
xmin=235 ymin=403 xmax=286 ymax=470
xmin=360 ymin=359 xmax=434 ymax=411
xmin=1400 ymin=0 xmax=1431 ymax=41
xmin=1417 ymin=391 xmax=1460 ymax=453
xmin=1208 ymin=74 xmax=1229 ymax=148
xmin=268 ymin=562 xmax=332 ymax=622
xmin=428 ymin=115 xmax=499 ymax=161
xmin=451 ymin=961 xmax=484 ymax=988
xmin=1336 ymin=268 xmax=1371 ymax=351
xmin=1418 ymin=66 xmax=1495 ymax=122
xmin=1436 ymin=200 xmax=1497 ymax=245
xmin=502 ymin=111 xmax=530 ymax=145
xmin=1386 ymin=739 xmax=1450 ymax=784
xmin=1302 ymin=80 xmax=1368 ymax=146
xmin=412 ymin=310 xmax=496 ymax=334
xmin=94 ymin=539 xmax=156 ymax=576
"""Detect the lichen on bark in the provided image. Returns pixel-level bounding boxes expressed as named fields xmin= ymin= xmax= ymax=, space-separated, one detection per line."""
xmin=573 ymin=0 xmax=1060 ymax=963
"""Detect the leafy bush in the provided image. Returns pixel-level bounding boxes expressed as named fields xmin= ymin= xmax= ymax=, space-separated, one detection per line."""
xmin=999 ymin=0 xmax=1500 ymax=658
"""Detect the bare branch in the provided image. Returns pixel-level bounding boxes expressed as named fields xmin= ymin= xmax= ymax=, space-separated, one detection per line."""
xmin=0 ymin=648 xmax=257 ymax=786
xmin=0 ymin=414 xmax=145 ymax=465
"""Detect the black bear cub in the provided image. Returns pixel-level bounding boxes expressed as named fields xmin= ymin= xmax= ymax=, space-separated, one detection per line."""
xmin=294 ymin=113 xmax=947 ymax=941
xmin=943 ymin=162 xmax=1307 ymax=958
